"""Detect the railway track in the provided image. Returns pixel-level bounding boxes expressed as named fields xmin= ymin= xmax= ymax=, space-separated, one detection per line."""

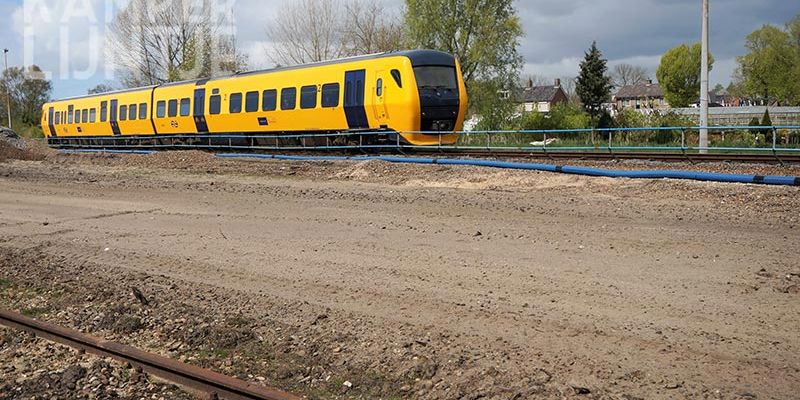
xmin=0 ymin=309 xmax=301 ymax=400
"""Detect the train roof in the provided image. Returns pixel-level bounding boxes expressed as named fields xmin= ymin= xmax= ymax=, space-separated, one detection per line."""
xmin=49 ymin=49 xmax=455 ymax=103
xmin=161 ymin=49 xmax=456 ymax=88
xmin=50 ymin=85 xmax=158 ymax=103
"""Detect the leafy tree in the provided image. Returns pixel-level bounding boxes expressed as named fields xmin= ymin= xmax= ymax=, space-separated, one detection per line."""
xmin=405 ymin=0 xmax=522 ymax=87
xmin=736 ymin=19 xmax=800 ymax=105
xmin=760 ymin=109 xmax=773 ymax=143
xmin=575 ymin=42 xmax=613 ymax=126
xmin=0 ymin=65 xmax=52 ymax=128
xmin=656 ymin=43 xmax=714 ymax=108
xmin=405 ymin=0 xmax=523 ymax=129
xmin=761 ymin=109 xmax=772 ymax=127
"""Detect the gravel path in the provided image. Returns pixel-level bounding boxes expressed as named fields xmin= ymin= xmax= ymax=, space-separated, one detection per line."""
xmin=0 ymin=152 xmax=798 ymax=399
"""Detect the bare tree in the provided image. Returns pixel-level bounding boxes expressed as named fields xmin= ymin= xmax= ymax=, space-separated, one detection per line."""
xmin=265 ymin=0 xmax=345 ymax=66
xmin=265 ymin=0 xmax=404 ymax=67
xmin=342 ymin=1 xmax=404 ymax=55
xmin=611 ymin=63 xmax=649 ymax=88
xmin=520 ymin=74 xmax=551 ymax=88
xmin=108 ymin=0 xmax=247 ymax=87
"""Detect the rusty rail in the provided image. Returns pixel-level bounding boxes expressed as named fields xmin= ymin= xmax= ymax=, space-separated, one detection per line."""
xmin=0 ymin=309 xmax=302 ymax=400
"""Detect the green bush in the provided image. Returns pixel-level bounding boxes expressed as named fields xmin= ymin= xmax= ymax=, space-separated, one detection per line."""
xmin=15 ymin=124 xmax=44 ymax=139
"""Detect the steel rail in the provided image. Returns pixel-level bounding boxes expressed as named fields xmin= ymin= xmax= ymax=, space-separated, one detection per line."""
xmin=0 ymin=309 xmax=302 ymax=400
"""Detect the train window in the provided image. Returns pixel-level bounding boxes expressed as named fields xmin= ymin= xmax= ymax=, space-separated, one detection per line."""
xmin=100 ymin=101 xmax=108 ymax=122
xmin=55 ymin=112 xmax=60 ymax=124
xmin=390 ymin=69 xmax=402 ymax=88
xmin=156 ymin=101 xmax=166 ymax=118
xmin=180 ymin=98 xmax=190 ymax=116
xmin=280 ymin=88 xmax=296 ymax=110
xmin=209 ymin=95 xmax=221 ymax=115
xmin=300 ymin=85 xmax=317 ymax=109
xmin=138 ymin=103 xmax=147 ymax=120
xmin=262 ymin=90 xmax=276 ymax=111
xmin=376 ymin=78 xmax=383 ymax=96
xmin=127 ymin=104 xmax=135 ymax=120
xmin=89 ymin=108 xmax=96 ymax=123
xmin=168 ymin=99 xmax=178 ymax=117
xmin=321 ymin=83 xmax=339 ymax=107
xmin=82 ymin=109 xmax=89 ymax=123
xmin=68 ymin=107 xmax=74 ymax=124
xmin=245 ymin=91 xmax=259 ymax=112
xmin=75 ymin=110 xmax=81 ymax=123
xmin=120 ymin=105 xmax=128 ymax=121
xmin=229 ymin=93 xmax=242 ymax=113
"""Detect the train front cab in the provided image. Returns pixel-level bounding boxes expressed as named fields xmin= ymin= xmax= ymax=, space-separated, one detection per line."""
xmin=399 ymin=51 xmax=467 ymax=146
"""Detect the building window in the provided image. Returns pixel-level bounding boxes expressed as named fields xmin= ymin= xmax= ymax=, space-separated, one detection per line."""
xmin=321 ymin=83 xmax=339 ymax=108
xmin=138 ymin=103 xmax=147 ymax=120
xmin=180 ymin=98 xmax=191 ymax=116
xmin=245 ymin=91 xmax=259 ymax=112
xmin=300 ymin=85 xmax=317 ymax=109
xmin=262 ymin=90 xmax=277 ymax=111
xmin=229 ymin=93 xmax=242 ymax=113
xmin=156 ymin=101 xmax=166 ymax=118
xmin=209 ymin=95 xmax=221 ymax=115
xmin=281 ymin=88 xmax=296 ymax=110
xmin=168 ymin=100 xmax=178 ymax=117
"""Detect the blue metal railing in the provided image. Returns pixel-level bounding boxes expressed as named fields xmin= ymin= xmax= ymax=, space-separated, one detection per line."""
xmin=45 ymin=125 xmax=800 ymax=154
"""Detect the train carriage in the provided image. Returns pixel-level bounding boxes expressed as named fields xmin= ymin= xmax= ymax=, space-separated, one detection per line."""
xmin=42 ymin=50 xmax=467 ymax=147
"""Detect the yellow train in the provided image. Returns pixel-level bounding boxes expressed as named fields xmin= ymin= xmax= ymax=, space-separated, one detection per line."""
xmin=41 ymin=50 xmax=467 ymax=147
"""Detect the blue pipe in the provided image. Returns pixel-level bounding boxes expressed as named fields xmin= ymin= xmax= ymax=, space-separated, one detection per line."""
xmin=215 ymin=153 xmax=800 ymax=186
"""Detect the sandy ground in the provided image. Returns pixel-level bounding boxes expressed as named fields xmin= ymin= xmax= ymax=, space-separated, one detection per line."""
xmin=0 ymin=152 xmax=799 ymax=399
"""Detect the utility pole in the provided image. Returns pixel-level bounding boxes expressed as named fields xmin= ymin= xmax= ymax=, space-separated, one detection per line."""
xmin=699 ymin=0 xmax=709 ymax=153
xmin=3 ymin=49 xmax=10 ymax=130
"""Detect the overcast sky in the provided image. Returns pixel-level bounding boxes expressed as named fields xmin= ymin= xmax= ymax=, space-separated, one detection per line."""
xmin=2 ymin=0 xmax=798 ymax=98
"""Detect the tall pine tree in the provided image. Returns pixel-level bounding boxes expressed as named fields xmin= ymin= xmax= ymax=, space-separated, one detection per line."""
xmin=576 ymin=42 xmax=613 ymax=126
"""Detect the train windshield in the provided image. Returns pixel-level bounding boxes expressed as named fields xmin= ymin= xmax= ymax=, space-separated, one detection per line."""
xmin=413 ymin=66 xmax=458 ymax=90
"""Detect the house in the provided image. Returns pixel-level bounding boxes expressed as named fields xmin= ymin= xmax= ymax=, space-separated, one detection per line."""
xmin=614 ymin=80 xmax=669 ymax=110
xmin=515 ymin=79 xmax=568 ymax=113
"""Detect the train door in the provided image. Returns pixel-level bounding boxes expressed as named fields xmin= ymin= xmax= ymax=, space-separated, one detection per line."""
xmin=372 ymin=71 xmax=388 ymax=123
xmin=344 ymin=69 xmax=369 ymax=130
xmin=47 ymin=107 xmax=56 ymax=137
xmin=109 ymin=99 xmax=121 ymax=136
xmin=193 ymin=88 xmax=209 ymax=133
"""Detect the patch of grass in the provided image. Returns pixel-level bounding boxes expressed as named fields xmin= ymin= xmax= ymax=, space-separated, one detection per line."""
xmin=0 ymin=278 xmax=12 ymax=290
xmin=196 ymin=348 xmax=229 ymax=360
xmin=20 ymin=306 xmax=50 ymax=317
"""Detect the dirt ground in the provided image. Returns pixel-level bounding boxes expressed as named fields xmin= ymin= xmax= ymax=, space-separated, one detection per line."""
xmin=1 ymin=148 xmax=799 ymax=399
